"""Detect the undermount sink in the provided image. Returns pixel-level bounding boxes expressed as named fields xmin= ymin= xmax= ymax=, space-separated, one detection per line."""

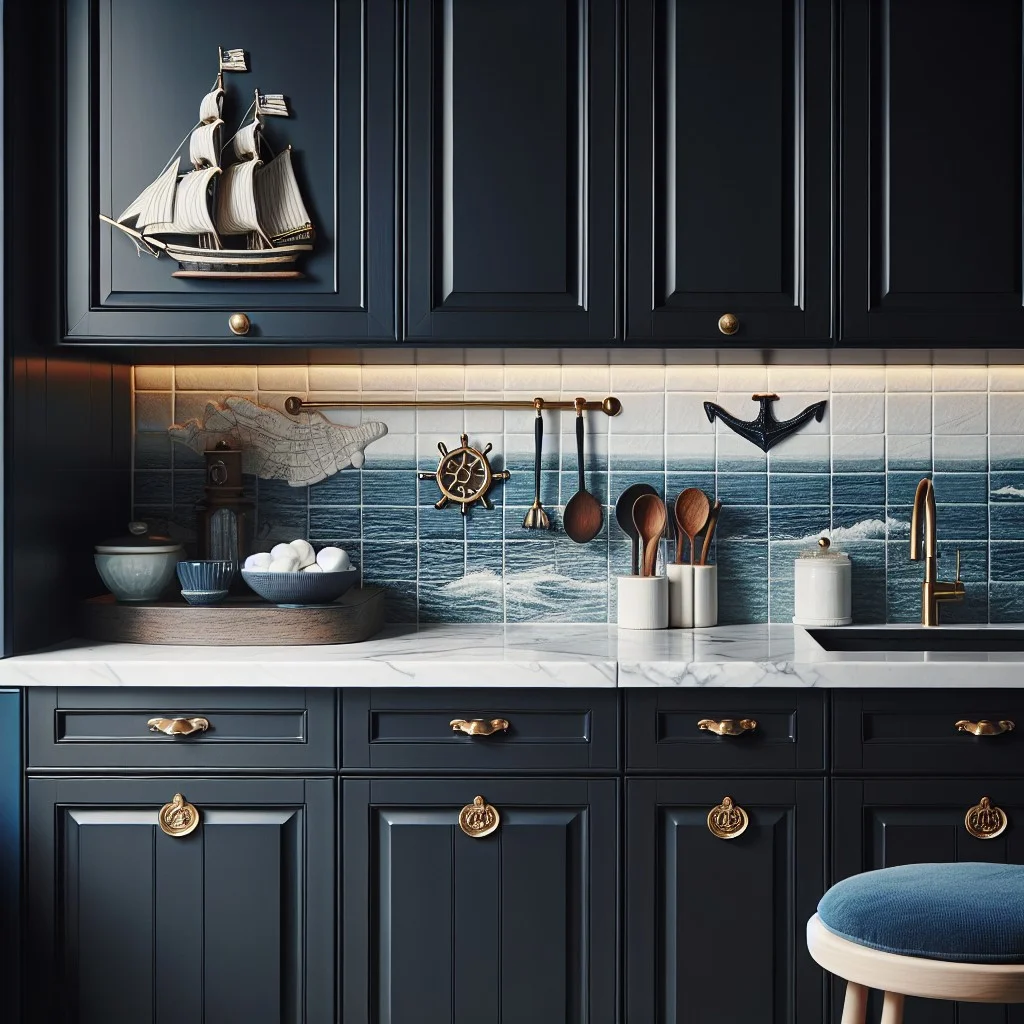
xmin=806 ymin=627 xmax=1024 ymax=653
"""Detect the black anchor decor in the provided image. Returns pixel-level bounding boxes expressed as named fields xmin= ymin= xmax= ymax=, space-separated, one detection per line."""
xmin=703 ymin=393 xmax=827 ymax=453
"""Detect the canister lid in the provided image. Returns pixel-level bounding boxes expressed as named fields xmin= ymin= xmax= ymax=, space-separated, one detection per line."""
xmin=95 ymin=521 xmax=183 ymax=554
xmin=797 ymin=536 xmax=850 ymax=562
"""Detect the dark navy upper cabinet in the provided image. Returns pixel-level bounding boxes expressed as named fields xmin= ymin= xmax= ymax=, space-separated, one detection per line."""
xmin=625 ymin=0 xmax=834 ymax=344
xmin=403 ymin=0 xmax=618 ymax=342
xmin=841 ymin=0 xmax=1024 ymax=345
xmin=64 ymin=0 xmax=396 ymax=343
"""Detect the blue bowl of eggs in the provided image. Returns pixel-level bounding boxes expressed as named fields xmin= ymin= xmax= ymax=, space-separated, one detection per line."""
xmin=241 ymin=540 xmax=357 ymax=606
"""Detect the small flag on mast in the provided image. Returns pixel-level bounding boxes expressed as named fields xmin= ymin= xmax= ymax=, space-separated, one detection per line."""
xmin=219 ymin=47 xmax=248 ymax=72
xmin=258 ymin=93 xmax=290 ymax=117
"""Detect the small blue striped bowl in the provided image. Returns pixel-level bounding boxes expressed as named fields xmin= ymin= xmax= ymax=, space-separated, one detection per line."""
xmin=176 ymin=560 xmax=236 ymax=606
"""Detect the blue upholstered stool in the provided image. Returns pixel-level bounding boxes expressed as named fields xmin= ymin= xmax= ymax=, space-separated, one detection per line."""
xmin=807 ymin=864 xmax=1024 ymax=1023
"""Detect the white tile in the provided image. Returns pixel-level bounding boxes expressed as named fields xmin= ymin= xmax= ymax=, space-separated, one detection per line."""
xmin=885 ymin=393 xmax=931 ymax=434
xmin=308 ymin=365 xmax=361 ymax=391
xmin=361 ymin=433 xmax=416 ymax=463
xmin=256 ymin=392 xmax=297 ymax=415
xmin=769 ymin=433 xmax=830 ymax=464
xmin=175 ymin=365 xmax=257 ymax=391
xmin=665 ymin=364 xmax=719 ymax=392
xmin=173 ymin=392 xmax=254 ymax=424
xmin=933 ymin=393 xmax=987 ymax=434
xmin=885 ymin=365 xmax=932 ymax=392
xmin=990 ymin=393 xmax=1024 ymax=435
xmin=991 ymin=435 xmax=1023 ymax=465
xmin=829 ymin=393 xmax=885 ymax=434
xmin=503 ymin=432 xmax=540 ymax=457
xmin=465 ymin=365 xmax=505 ymax=392
xmin=256 ymin=365 xmax=308 ymax=392
xmin=716 ymin=431 xmax=767 ymax=468
xmin=560 ymin=364 xmax=611 ymax=393
xmin=360 ymin=348 xmax=416 ymax=366
xmin=990 ymin=366 xmax=1024 ymax=391
xmin=832 ymin=433 xmax=885 ymax=463
xmin=416 ymin=404 xmax=466 ymax=435
xmin=504 ymin=365 xmax=561 ymax=392
xmin=610 ymin=392 xmax=665 ymax=434
xmin=609 ymin=365 xmax=666 ymax=392
xmin=360 ymin=364 xmax=415 ymax=392
xmin=767 ymin=365 xmax=831 ymax=392
xmin=464 ymin=400 xmax=505 ymax=435
xmin=134 ymin=392 xmax=173 ymax=432
xmin=886 ymin=434 xmax=932 ymax=466
xmin=933 ymin=365 xmax=987 ymax=391
xmin=831 ymin=366 xmax=885 ymax=392
xmin=502 ymin=348 xmax=561 ymax=365
xmin=665 ymin=432 xmax=716 ymax=465
xmin=417 ymin=365 xmax=466 ymax=391
xmin=416 ymin=347 xmax=467 ymax=365
xmin=666 ymin=393 xmax=713 ymax=434
xmin=607 ymin=432 xmax=664 ymax=461
xmin=358 ymin=406 xmax=416 ymax=433
xmin=133 ymin=365 xmax=173 ymax=391
xmin=933 ymin=434 xmax=988 ymax=465
xmin=771 ymin=392 xmax=830 ymax=434
xmin=711 ymin=393 xmax=770 ymax=434
xmin=560 ymin=348 xmax=611 ymax=366
xmin=608 ymin=349 xmax=666 ymax=366
xmin=717 ymin=365 xmax=768 ymax=392
xmin=319 ymin=403 xmax=368 ymax=428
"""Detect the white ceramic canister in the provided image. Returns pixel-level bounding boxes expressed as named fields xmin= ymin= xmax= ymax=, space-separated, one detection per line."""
xmin=792 ymin=536 xmax=852 ymax=626
xmin=617 ymin=575 xmax=669 ymax=630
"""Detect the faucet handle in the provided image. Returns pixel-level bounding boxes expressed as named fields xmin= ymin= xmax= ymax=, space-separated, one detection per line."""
xmin=955 ymin=548 xmax=962 ymax=582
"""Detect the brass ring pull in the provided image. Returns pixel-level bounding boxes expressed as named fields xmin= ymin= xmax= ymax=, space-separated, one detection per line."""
xmin=228 ymin=312 xmax=251 ymax=335
xmin=450 ymin=718 xmax=509 ymax=737
xmin=698 ymin=718 xmax=757 ymax=737
xmin=459 ymin=795 xmax=500 ymax=838
xmin=718 ymin=313 xmax=739 ymax=336
xmin=955 ymin=719 xmax=1015 ymax=737
xmin=965 ymin=796 xmax=1008 ymax=840
xmin=147 ymin=717 xmax=210 ymax=737
xmin=158 ymin=793 xmax=201 ymax=838
xmin=707 ymin=796 xmax=749 ymax=840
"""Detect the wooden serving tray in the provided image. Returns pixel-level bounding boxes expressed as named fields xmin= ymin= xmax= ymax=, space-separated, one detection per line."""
xmin=81 ymin=587 xmax=385 ymax=646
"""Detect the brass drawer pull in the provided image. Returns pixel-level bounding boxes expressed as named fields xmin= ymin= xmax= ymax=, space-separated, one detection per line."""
xmin=459 ymin=795 xmax=500 ymax=838
xmin=955 ymin=719 xmax=1015 ymax=736
xmin=698 ymin=718 xmax=757 ymax=737
xmin=147 ymin=716 xmax=210 ymax=737
xmin=228 ymin=312 xmax=251 ymax=335
xmin=450 ymin=718 xmax=509 ymax=737
xmin=707 ymin=796 xmax=749 ymax=840
xmin=965 ymin=796 xmax=1008 ymax=839
xmin=718 ymin=313 xmax=739 ymax=335
xmin=158 ymin=793 xmax=201 ymax=838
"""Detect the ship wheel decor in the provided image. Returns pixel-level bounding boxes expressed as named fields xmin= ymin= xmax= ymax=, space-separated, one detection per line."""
xmin=418 ymin=434 xmax=510 ymax=515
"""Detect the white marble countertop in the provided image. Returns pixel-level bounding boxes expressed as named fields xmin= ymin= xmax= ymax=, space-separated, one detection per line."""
xmin=1 ymin=623 xmax=1024 ymax=688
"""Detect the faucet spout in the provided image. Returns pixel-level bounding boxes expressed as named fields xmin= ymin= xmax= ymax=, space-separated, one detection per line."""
xmin=909 ymin=477 xmax=964 ymax=626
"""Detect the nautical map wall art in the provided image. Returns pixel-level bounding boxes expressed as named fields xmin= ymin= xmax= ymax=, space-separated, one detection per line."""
xmin=100 ymin=47 xmax=315 ymax=279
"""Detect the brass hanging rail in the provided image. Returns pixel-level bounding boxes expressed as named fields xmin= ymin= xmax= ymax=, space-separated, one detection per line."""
xmin=283 ymin=395 xmax=622 ymax=416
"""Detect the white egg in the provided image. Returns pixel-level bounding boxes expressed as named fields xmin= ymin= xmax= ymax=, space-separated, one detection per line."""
xmin=268 ymin=555 xmax=300 ymax=573
xmin=289 ymin=538 xmax=316 ymax=568
xmin=316 ymin=546 xmax=351 ymax=572
xmin=244 ymin=552 xmax=272 ymax=570
xmin=302 ymin=563 xmax=323 ymax=573
xmin=271 ymin=542 xmax=297 ymax=563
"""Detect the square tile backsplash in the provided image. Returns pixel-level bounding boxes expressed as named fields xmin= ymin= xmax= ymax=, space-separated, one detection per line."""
xmin=133 ymin=361 xmax=1024 ymax=626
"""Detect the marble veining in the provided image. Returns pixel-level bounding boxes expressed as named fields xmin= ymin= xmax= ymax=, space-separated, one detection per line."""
xmin=3 ymin=624 xmax=1024 ymax=688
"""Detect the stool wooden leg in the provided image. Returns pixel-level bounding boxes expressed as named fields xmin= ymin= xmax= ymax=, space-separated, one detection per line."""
xmin=841 ymin=981 xmax=868 ymax=1024
xmin=880 ymin=991 xmax=904 ymax=1024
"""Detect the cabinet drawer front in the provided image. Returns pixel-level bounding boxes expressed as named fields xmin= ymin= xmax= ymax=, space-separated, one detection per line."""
xmin=342 ymin=689 xmax=618 ymax=771
xmin=834 ymin=691 xmax=1024 ymax=773
xmin=626 ymin=690 xmax=825 ymax=772
xmin=27 ymin=688 xmax=336 ymax=770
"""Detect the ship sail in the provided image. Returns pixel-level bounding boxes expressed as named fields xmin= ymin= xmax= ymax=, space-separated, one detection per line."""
xmin=189 ymin=119 xmax=223 ymax=169
xmin=147 ymin=167 xmax=221 ymax=240
xmin=117 ymin=160 xmax=180 ymax=229
xmin=232 ymin=120 xmax=262 ymax=162
xmin=256 ymin=149 xmax=312 ymax=240
xmin=215 ymin=159 xmax=269 ymax=241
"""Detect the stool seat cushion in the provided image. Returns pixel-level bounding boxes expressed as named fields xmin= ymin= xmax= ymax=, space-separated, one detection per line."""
xmin=818 ymin=863 xmax=1024 ymax=964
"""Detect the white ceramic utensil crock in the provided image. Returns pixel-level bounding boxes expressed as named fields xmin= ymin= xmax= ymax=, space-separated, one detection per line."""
xmin=792 ymin=536 xmax=852 ymax=626
xmin=617 ymin=576 xmax=669 ymax=630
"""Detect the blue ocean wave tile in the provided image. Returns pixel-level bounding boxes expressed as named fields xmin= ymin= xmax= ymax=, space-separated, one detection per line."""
xmin=935 ymin=503 xmax=988 ymax=541
xmin=309 ymin=469 xmax=360 ymax=506
xmin=380 ymin=582 xmax=418 ymax=623
xmin=843 ymin=540 xmax=886 ymax=623
xmin=363 ymin=507 xmax=416 ymax=539
xmin=504 ymin=506 xmax=564 ymax=540
xmin=886 ymin=471 xmax=929 ymax=506
xmin=935 ymin=540 xmax=987 ymax=582
xmin=362 ymin=471 xmax=417 ymax=508
xmin=505 ymin=468 xmax=558 ymax=505
xmin=832 ymin=454 xmax=885 ymax=474
xmin=832 ymin=474 xmax=885 ymax=506
xmin=418 ymin=541 xmax=465 ymax=584
xmin=134 ymin=471 xmax=173 ymax=505
xmin=665 ymin=473 xmax=715 ymax=508
xmin=989 ymin=542 xmax=1024 ymax=583
xmin=418 ymin=507 xmax=466 ymax=542
xmin=716 ymin=505 xmax=768 ymax=541
xmin=362 ymin=447 xmax=417 ymax=471
xmin=419 ymin=576 xmax=502 ymax=623
xmin=932 ymin=473 xmax=989 ymax=504
xmin=172 ymin=472 xmax=206 ymax=507
xmin=990 ymin=473 xmax=1024 ymax=502
xmin=168 ymin=507 xmax=199 ymax=547
xmin=610 ymin=470 xmax=666 ymax=502
xmin=258 ymin=478 xmax=309 ymax=506
xmin=466 ymin=542 xmax=503 ymax=574
xmin=467 ymin=504 xmax=504 ymax=541
xmin=769 ymin=473 xmax=830 ymax=506
xmin=885 ymin=542 xmax=924 ymax=622
xmin=716 ymin=473 xmax=767 ymax=506
xmin=884 ymin=508 xmax=913 ymax=542
xmin=135 ymin=433 xmax=172 ymax=471
xmin=172 ymin=442 xmax=205 ymax=470
xmin=255 ymin=504 xmax=309 ymax=546
xmin=308 ymin=506 xmax=361 ymax=540
xmin=559 ymin=470 xmax=609 ymax=506
xmin=717 ymin=540 xmax=769 ymax=624
xmin=989 ymin=583 xmax=1024 ymax=623
xmin=830 ymin=507 xmax=886 ymax=536
xmin=769 ymin=506 xmax=832 ymax=541
xmin=362 ymin=541 xmax=417 ymax=582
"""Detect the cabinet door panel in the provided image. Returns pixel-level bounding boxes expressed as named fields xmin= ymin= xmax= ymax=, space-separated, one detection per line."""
xmin=405 ymin=0 xmax=616 ymax=341
xmin=26 ymin=777 xmax=335 ymax=1024
xmin=342 ymin=777 xmax=617 ymax=1024
xmin=842 ymin=0 xmax=1024 ymax=344
xmin=626 ymin=0 xmax=833 ymax=342
xmin=627 ymin=778 xmax=825 ymax=1024
xmin=66 ymin=0 xmax=396 ymax=342
xmin=833 ymin=779 xmax=1024 ymax=1024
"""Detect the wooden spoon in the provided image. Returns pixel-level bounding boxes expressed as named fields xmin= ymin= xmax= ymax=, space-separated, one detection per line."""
xmin=562 ymin=401 xmax=603 ymax=544
xmin=675 ymin=489 xmax=710 ymax=566
xmin=632 ymin=494 xmax=668 ymax=577
xmin=699 ymin=499 xmax=723 ymax=565
xmin=615 ymin=483 xmax=657 ymax=575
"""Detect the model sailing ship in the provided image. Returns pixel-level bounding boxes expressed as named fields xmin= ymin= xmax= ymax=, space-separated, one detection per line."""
xmin=99 ymin=48 xmax=314 ymax=278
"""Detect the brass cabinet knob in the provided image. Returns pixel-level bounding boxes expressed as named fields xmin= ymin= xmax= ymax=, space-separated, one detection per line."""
xmin=158 ymin=793 xmax=201 ymax=838
xmin=458 ymin=795 xmax=500 ymax=838
xmin=718 ymin=313 xmax=739 ymax=336
xmin=450 ymin=718 xmax=509 ymax=736
xmin=955 ymin=719 xmax=1015 ymax=736
xmin=964 ymin=796 xmax=1008 ymax=839
xmin=698 ymin=718 xmax=757 ymax=737
xmin=708 ymin=796 xmax=749 ymax=839
xmin=147 ymin=716 xmax=210 ymax=737
xmin=228 ymin=312 xmax=251 ymax=335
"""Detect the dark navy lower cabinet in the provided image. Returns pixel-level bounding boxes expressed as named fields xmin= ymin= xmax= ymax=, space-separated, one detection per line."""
xmin=341 ymin=777 xmax=618 ymax=1024
xmin=25 ymin=776 xmax=336 ymax=1023
xmin=626 ymin=778 xmax=826 ymax=1024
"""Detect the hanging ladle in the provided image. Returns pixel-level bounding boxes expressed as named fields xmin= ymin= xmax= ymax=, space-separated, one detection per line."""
xmin=522 ymin=401 xmax=551 ymax=530
xmin=563 ymin=398 xmax=603 ymax=544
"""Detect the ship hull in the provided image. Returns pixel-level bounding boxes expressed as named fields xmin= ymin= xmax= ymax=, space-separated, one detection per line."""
xmin=166 ymin=241 xmax=313 ymax=279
